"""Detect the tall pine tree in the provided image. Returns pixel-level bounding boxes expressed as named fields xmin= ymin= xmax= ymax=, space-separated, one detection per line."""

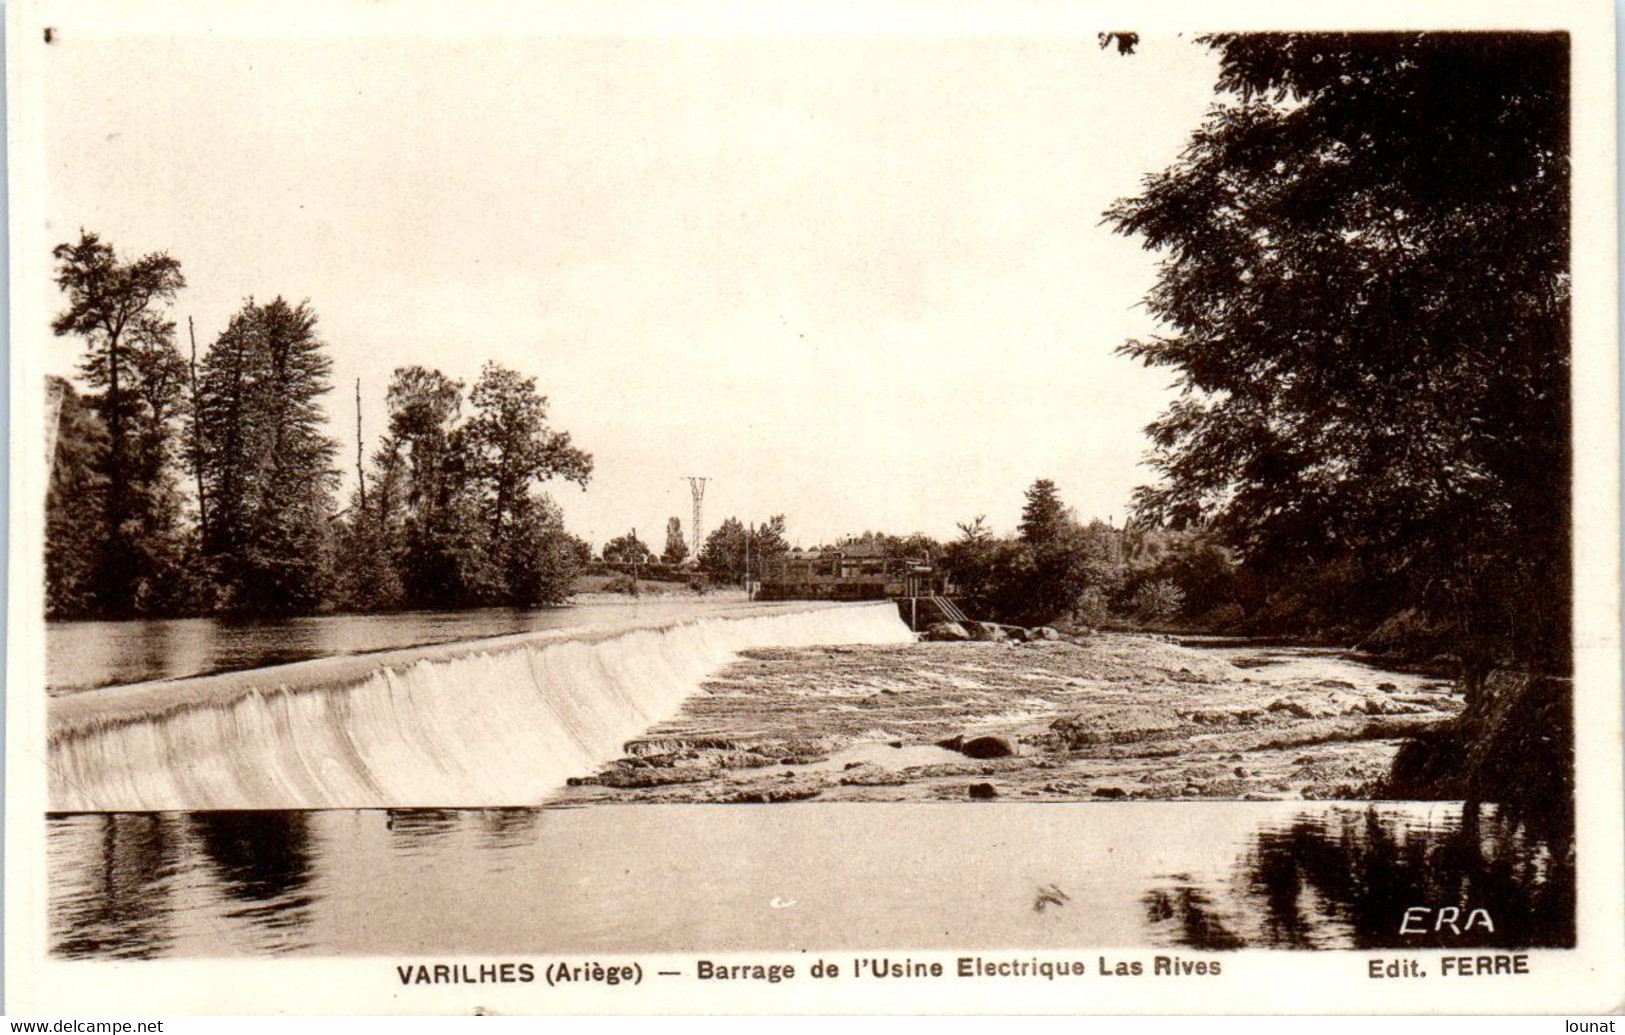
xmin=1018 ymin=479 xmax=1066 ymax=546
xmin=194 ymin=298 xmax=339 ymax=613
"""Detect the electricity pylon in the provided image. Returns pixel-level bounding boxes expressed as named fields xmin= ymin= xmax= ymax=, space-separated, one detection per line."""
xmin=685 ymin=477 xmax=709 ymax=560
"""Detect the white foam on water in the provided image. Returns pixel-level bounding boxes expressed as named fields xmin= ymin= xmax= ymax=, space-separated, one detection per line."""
xmin=48 ymin=603 xmax=912 ymax=812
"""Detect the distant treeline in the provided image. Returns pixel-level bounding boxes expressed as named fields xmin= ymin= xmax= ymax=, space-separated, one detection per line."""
xmin=800 ymin=480 xmax=1238 ymax=633
xmin=46 ymin=231 xmax=594 ymax=620
xmin=597 ymin=514 xmax=792 ymax=583
xmin=824 ymin=460 xmax=1566 ymax=685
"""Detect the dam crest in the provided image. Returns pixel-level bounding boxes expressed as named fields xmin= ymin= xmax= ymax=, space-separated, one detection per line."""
xmin=48 ymin=602 xmax=912 ymax=812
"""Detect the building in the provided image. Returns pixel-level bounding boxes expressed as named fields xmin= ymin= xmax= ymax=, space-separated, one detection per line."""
xmin=756 ymin=539 xmax=950 ymax=601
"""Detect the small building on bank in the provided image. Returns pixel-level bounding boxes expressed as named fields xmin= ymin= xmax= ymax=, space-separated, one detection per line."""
xmin=756 ymin=539 xmax=950 ymax=601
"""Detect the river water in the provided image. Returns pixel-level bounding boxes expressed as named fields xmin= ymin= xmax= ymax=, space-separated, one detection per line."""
xmin=49 ymin=802 xmax=1571 ymax=958
xmin=47 ymin=597 xmax=746 ymax=693
xmin=43 ymin=609 xmax=1573 ymax=959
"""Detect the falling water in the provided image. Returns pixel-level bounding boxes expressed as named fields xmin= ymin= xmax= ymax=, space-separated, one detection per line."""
xmin=48 ymin=602 xmax=913 ymax=812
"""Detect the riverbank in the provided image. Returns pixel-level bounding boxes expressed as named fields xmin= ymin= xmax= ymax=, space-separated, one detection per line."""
xmin=557 ymin=632 xmax=1462 ymax=804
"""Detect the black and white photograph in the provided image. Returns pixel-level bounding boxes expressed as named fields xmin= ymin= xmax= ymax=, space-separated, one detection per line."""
xmin=6 ymin=0 xmax=1622 ymax=1016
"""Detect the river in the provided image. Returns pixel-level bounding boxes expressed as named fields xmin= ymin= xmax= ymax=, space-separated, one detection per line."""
xmin=49 ymin=801 xmax=1571 ymax=957
xmin=47 ymin=596 xmax=747 ymax=693
xmin=43 ymin=606 xmax=1573 ymax=959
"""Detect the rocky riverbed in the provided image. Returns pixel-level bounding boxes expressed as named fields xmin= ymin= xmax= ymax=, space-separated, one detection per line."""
xmin=554 ymin=632 xmax=1462 ymax=805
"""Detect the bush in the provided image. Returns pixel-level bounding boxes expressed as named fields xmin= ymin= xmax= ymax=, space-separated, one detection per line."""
xmin=1201 ymin=601 xmax=1247 ymax=630
xmin=1132 ymin=579 xmax=1184 ymax=621
xmin=1072 ymin=586 xmax=1111 ymax=627
xmin=603 ymin=574 xmax=640 ymax=596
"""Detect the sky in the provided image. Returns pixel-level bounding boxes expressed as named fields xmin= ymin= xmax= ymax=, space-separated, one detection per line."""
xmin=41 ymin=29 xmax=1220 ymax=550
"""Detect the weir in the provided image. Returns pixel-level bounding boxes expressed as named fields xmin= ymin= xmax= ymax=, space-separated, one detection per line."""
xmin=47 ymin=601 xmax=913 ymax=812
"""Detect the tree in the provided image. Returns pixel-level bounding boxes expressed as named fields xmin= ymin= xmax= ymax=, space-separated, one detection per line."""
xmin=603 ymin=530 xmax=654 ymax=566
xmin=941 ymin=515 xmax=997 ymax=600
xmin=51 ymin=231 xmax=188 ymax=613
xmin=45 ymin=378 xmax=109 ymax=616
xmin=943 ymin=489 xmax=1121 ymax=626
xmin=995 ymin=514 xmax=1120 ymax=626
xmin=385 ymin=366 xmax=473 ymax=607
xmin=882 ymin=532 xmax=940 ymax=563
xmin=1019 ymin=479 xmax=1067 ymax=546
xmin=1106 ymin=33 xmax=1570 ymax=689
xmin=463 ymin=362 xmax=594 ymax=605
xmin=662 ymin=516 xmax=690 ymax=566
xmin=332 ymin=363 xmax=592 ymax=611
xmin=194 ymin=297 xmax=339 ymax=613
xmin=700 ymin=517 xmax=746 ymax=580
xmin=465 ymin=363 xmax=592 ymax=536
xmin=333 ymin=424 xmax=408 ymax=613
xmin=499 ymin=492 xmax=582 ymax=606
xmin=1130 ymin=579 xmax=1185 ymax=622
xmin=700 ymin=515 xmax=788 ymax=582
xmin=750 ymin=516 xmax=790 ymax=579
xmin=1115 ymin=531 xmax=1238 ymax=621
xmin=561 ymin=534 xmax=595 ymax=568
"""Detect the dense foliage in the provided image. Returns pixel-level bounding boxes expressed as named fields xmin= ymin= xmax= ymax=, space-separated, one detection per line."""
xmin=603 ymin=530 xmax=655 ymax=566
xmin=338 ymin=362 xmax=593 ymax=612
xmin=1106 ymin=33 xmax=1570 ymax=688
xmin=788 ymin=484 xmax=1245 ymax=632
xmin=46 ymin=378 xmax=114 ymax=615
xmin=48 ymin=232 xmax=595 ymax=618
xmin=699 ymin=515 xmax=788 ymax=583
xmin=194 ymin=297 xmax=339 ymax=613
xmin=51 ymin=232 xmax=190 ymax=615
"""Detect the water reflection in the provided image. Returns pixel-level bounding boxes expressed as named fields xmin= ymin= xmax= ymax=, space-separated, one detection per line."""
xmin=1144 ymin=804 xmax=1575 ymax=950
xmin=475 ymin=808 xmax=544 ymax=852
xmin=204 ymin=616 xmax=327 ymax=675
xmin=49 ymin=609 xmax=561 ymax=692
xmin=191 ymin=812 xmax=318 ymax=950
xmin=50 ymin=814 xmax=178 ymax=959
xmin=50 ymin=802 xmax=1575 ymax=959
xmin=1143 ymin=879 xmax=1247 ymax=950
xmin=384 ymin=808 xmax=462 ymax=854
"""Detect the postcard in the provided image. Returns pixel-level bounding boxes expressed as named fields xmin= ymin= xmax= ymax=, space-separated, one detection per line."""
xmin=6 ymin=0 xmax=1621 ymax=1016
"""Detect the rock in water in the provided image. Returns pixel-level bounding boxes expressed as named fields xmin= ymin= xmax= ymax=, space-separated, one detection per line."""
xmin=968 ymin=622 xmax=1007 ymax=642
xmin=938 ymin=733 xmax=1020 ymax=758
xmin=961 ymin=734 xmax=1020 ymax=759
xmin=1031 ymin=627 xmax=1062 ymax=641
xmin=968 ymin=782 xmax=998 ymax=799
xmin=923 ymin=621 xmax=970 ymax=642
